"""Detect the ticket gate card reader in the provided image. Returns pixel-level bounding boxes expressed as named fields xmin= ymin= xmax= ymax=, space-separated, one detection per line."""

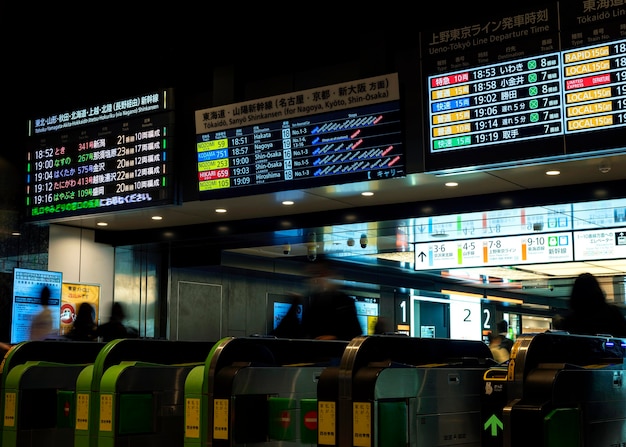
xmin=318 ymin=335 xmax=496 ymax=447
xmin=187 ymin=336 xmax=348 ymax=447
xmin=97 ymin=360 xmax=203 ymax=447
xmin=73 ymin=339 xmax=215 ymax=447
xmin=0 ymin=341 xmax=104 ymax=447
xmin=501 ymin=332 xmax=626 ymax=447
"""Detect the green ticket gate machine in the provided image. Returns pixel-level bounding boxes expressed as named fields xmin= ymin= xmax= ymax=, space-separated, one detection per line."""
xmin=183 ymin=336 xmax=349 ymax=447
xmin=317 ymin=335 xmax=496 ymax=447
xmin=0 ymin=340 xmax=105 ymax=447
xmin=73 ymin=339 xmax=214 ymax=447
xmin=498 ymin=332 xmax=626 ymax=447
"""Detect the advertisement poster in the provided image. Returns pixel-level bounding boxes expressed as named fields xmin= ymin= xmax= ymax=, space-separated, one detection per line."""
xmin=60 ymin=283 xmax=100 ymax=336
xmin=11 ymin=268 xmax=63 ymax=343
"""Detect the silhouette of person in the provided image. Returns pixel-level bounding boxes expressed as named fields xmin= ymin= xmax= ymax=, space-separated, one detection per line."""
xmin=496 ymin=319 xmax=514 ymax=355
xmin=96 ymin=302 xmax=136 ymax=342
xmin=29 ymin=285 xmax=55 ymax=340
xmin=487 ymin=331 xmax=509 ymax=363
xmin=65 ymin=302 xmax=98 ymax=341
xmin=270 ymin=294 xmax=305 ymax=339
xmin=559 ymin=272 xmax=626 ymax=338
xmin=374 ymin=316 xmax=393 ymax=334
xmin=300 ymin=257 xmax=363 ymax=341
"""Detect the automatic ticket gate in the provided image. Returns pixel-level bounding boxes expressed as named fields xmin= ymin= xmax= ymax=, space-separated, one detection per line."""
xmin=316 ymin=335 xmax=496 ymax=447
xmin=492 ymin=331 xmax=626 ymax=447
xmin=183 ymin=336 xmax=349 ymax=447
xmin=0 ymin=340 xmax=105 ymax=447
xmin=73 ymin=339 xmax=215 ymax=447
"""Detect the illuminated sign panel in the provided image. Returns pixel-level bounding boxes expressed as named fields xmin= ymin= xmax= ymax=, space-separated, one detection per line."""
xmin=413 ymin=199 xmax=626 ymax=270
xmin=562 ymin=41 xmax=626 ymax=134
xmin=422 ymin=1 xmax=626 ymax=172
xmin=194 ymin=73 xmax=404 ymax=199
xmin=25 ymin=90 xmax=175 ymax=221
xmin=428 ymin=53 xmax=564 ymax=152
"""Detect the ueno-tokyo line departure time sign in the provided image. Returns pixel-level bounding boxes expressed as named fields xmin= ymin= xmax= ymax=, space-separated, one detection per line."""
xmin=427 ymin=38 xmax=626 ymax=154
xmin=195 ymin=74 xmax=404 ymax=199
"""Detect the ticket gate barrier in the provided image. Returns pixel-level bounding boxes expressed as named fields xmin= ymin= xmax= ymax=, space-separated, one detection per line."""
xmin=0 ymin=340 xmax=105 ymax=447
xmin=97 ymin=360 xmax=204 ymax=447
xmin=183 ymin=336 xmax=349 ymax=447
xmin=316 ymin=335 xmax=496 ymax=447
xmin=73 ymin=339 xmax=215 ymax=447
xmin=498 ymin=331 xmax=626 ymax=447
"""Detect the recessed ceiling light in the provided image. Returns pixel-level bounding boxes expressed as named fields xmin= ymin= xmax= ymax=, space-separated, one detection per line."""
xmin=361 ymin=191 xmax=374 ymax=196
xmin=215 ymin=208 xmax=227 ymax=213
xmin=96 ymin=222 xmax=108 ymax=227
xmin=151 ymin=215 xmax=163 ymax=221
xmin=11 ymin=231 xmax=21 ymax=236
xmin=546 ymin=170 xmax=560 ymax=176
xmin=282 ymin=200 xmax=294 ymax=206
xmin=445 ymin=182 xmax=458 ymax=187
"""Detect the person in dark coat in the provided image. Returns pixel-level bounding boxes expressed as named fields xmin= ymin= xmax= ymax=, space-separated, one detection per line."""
xmin=300 ymin=258 xmax=363 ymax=341
xmin=96 ymin=302 xmax=136 ymax=342
xmin=496 ymin=319 xmax=514 ymax=355
xmin=270 ymin=293 xmax=305 ymax=339
xmin=559 ymin=272 xmax=626 ymax=338
xmin=65 ymin=302 xmax=98 ymax=341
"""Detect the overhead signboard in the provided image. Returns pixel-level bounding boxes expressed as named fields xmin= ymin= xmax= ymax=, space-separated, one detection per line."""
xmin=411 ymin=199 xmax=626 ymax=270
xmin=573 ymin=228 xmax=626 ymax=261
xmin=24 ymin=89 xmax=175 ymax=222
xmin=410 ymin=204 xmax=572 ymax=243
xmin=194 ymin=73 xmax=404 ymax=199
xmin=572 ymin=199 xmax=626 ymax=230
xmin=422 ymin=1 xmax=626 ymax=173
xmin=414 ymin=232 xmax=574 ymax=270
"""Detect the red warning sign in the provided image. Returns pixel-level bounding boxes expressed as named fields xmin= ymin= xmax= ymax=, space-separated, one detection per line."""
xmin=303 ymin=410 xmax=317 ymax=430
xmin=279 ymin=410 xmax=291 ymax=428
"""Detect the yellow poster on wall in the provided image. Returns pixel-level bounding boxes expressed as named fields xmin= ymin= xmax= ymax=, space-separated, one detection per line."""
xmin=60 ymin=283 xmax=100 ymax=335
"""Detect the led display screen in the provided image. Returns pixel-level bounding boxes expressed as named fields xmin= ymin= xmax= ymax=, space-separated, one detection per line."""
xmin=194 ymin=74 xmax=404 ymax=199
xmin=25 ymin=89 xmax=175 ymax=221
xmin=11 ymin=268 xmax=63 ymax=343
xmin=422 ymin=1 xmax=626 ymax=173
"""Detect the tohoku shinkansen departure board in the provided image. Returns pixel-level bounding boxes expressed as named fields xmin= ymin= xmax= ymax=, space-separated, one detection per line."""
xmin=194 ymin=73 xmax=404 ymax=199
xmin=423 ymin=0 xmax=626 ymax=173
xmin=25 ymin=89 xmax=175 ymax=221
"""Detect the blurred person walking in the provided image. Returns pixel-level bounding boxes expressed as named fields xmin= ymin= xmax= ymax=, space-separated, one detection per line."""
xmin=496 ymin=319 xmax=514 ymax=357
xmin=65 ymin=302 xmax=98 ymax=341
xmin=300 ymin=257 xmax=363 ymax=341
xmin=97 ymin=302 xmax=137 ymax=342
xmin=29 ymin=286 xmax=55 ymax=340
xmin=559 ymin=272 xmax=626 ymax=338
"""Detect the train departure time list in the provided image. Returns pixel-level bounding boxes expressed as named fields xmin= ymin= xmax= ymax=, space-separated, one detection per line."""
xmin=197 ymin=102 xmax=402 ymax=193
xmin=427 ymin=38 xmax=626 ymax=155
xmin=563 ymin=39 xmax=626 ymax=134
xmin=26 ymin=112 xmax=174 ymax=220
xmin=25 ymin=90 xmax=175 ymax=221
xmin=195 ymin=73 xmax=404 ymax=199
xmin=428 ymin=52 xmax=564 ymax=152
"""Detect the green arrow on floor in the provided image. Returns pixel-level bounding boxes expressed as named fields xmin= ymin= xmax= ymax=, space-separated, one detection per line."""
xmin=484 ymin=414 xmax=503 ymax=436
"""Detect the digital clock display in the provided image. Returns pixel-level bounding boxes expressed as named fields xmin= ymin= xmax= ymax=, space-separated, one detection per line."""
xmin=195 ymin=74 xmax=404 ymax=199
xmin=25 ymin=90 xmax=175 ymax=221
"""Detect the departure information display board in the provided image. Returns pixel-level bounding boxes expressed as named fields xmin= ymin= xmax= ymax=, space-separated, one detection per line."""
xmin=562 ymin=40 xmax=626 ymax=135
xmin=194 ymin=73 xmax=404 ymax=199
xmin=25 ymin=90 xmax=175 ymax=221
xmin=428 ymin=52 xmax=564 ymax=151
xmin=422 ymin=1 xmax=626 ymax=172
